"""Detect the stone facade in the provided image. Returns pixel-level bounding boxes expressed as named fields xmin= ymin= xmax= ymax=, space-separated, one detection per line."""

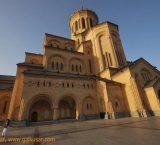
xmin=0 ymin=8 xmax=160 ymax=124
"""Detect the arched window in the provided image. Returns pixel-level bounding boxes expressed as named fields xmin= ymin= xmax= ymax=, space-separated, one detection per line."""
xmin=141 ymin=71 xmax=150 ymax=81
xmin=158 ymin=90 xmax=160 ymax=99
xmin=62 ymin=83 xmax=64 ymax=87
xmin=87 ymin=104 xmax=89 ymax=108
xmin=87 ymin=84 xmax=89 ymax=88
xmin=79 ymin=65 xmax=82 ymax=72
xmin=43 ymin=82 xmax=45 ymax=86
xmin=90 ymin=104 xmax=92 ymax=108
xmin=78 ymin=19 xmax=80 ymax=28
xmin=56 ymin=62 xmax=58 ymax=69
xmin=37 ymin=81 xmax=40 ymax=86
xmin=76 ymin=65 xmax=78 ymax=72
xmin=72 ymin=64 xmax=74 ymax=71
xmin=82 ymin=18 xmax=85 ymax=28
xmin=90 ymin=18 xmax=93 ymax=27
xmin=57 ymin=45 xmax=59 ymax=48
xmin=75 ymin=21 xmax=78 ymax=30
xmin=72 ymin=25 xmax=74 ymax=32
xmin=83 ymin=84 xmax=85 ymax=88
xmin=67 ymin=83 xmax=69 ymax=87
xmin=77 ymin=39 xmax=80 ymax=46
xmin=52 ymin=62 xmax=54 ymax=69
xmin=61 ymin=63 xmax=63 ymax=70
xmin=116 ymin=51 xmax=124 ymax=66
xmin=3 ymin=101 xmax=7 ymax=113
xmin=72 ymin=84 xmax=74 ymax=87
xmin=89 ymin=59 xmax=92 ymax=73
xmin=142 ymin=100 xmax=145 ymax=106
xmin=115 ymin=101 xmax=118 ymax=107
xmin=91 ymin=84 xmax=93 ymax=89
xmin=49 ymin=82 xmax=51 ymax=86
xmin=108 ymin=53 xmax=112 ymax=66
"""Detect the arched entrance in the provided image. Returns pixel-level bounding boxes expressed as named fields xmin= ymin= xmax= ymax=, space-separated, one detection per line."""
xmin=29 ymin=100 xmax=52 ymax=122
xmin=31 ymin=112 xmax=37 ymax=122
xmin=58 ymin=96 xmax=76 ymax=120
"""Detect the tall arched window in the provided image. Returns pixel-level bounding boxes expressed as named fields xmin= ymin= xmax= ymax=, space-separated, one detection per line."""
xmin=142 ymin=100 xmax=145 ymax=106
xmin=108 ymin=53 xmax=112 ymax=66
xmin=72 ymin=64 xmax=74 ymax=71
xmin=76 ymin=65 xmax=78 ymax=71
xmin=56 ymin=62 xmax=58 ymax=69
xmin=112 ymin=35 xmax=124 ymax=66
xmin=75 ymin=21 xmax=78 ymax=30
xmin=77 ymin=39 xmax=80 ymax=46
xmin=3 ymin=101 xmax=7 ymax=113
xmin=72 ymin=25 xmax=74 ymax=32
xmin=52 ymin=62 xmax=54 ymax=69
xmin=78 ymin=19 xmax=80 ymax=28
xmin=37 ymin=81 xmax=40 ymax=87
xmin=79 ymin=65 xmax=82 ymax=72
xmin=90 ymin=18 xmax=93 ymax=27
xmin=43 ymin=82 xmax=45 ymax=86
xmin=87 ymin=104 xmax=89 ymax=108
xmin=158 ymin=90 xmax=160 ymax=100
xmin=82 ymin=18 xmax=85 ymax=28
xmin=89 ymin=59 xmax=92 ymax=73
xmin=61 ymin=63 xmax=63 ymax=70
xmin=115 ymin=101 xmax=119 ymax=107
xmin=99 ymin=35 xmax=113 ymax=68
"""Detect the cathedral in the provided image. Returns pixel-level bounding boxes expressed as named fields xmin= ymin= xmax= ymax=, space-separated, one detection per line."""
xmin=0 ymin=8 xmax=160 ymax=126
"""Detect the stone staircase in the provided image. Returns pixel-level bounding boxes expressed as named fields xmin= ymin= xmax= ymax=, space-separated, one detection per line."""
xmin=58 ymin=119 xmax=77 ymax=123
xmin=28 ymin=119 xmax=78 ymax=127
xmin=29 ymin=120 xmax=53 ymax=126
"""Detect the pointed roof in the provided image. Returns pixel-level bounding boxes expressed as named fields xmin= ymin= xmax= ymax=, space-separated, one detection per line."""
xmin=112 ymin=57 xmax=160 ymax=76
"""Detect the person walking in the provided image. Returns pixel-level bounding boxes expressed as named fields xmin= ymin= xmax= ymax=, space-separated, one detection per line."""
xmin=1 ymin=119 xmax=10 ymax=142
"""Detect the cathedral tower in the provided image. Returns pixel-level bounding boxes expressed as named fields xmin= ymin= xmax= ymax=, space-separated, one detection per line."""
xmin=69 ymin=8 xmax=98 ymax=49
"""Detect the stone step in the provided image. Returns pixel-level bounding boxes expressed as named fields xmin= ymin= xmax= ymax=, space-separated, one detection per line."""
xmin=58 ymin=119 xmax=77 ymax=123
xmin=29 ymin=120 xmax=53 ymax=126
xmin=29 ymin=119 xmax=78 ymax=126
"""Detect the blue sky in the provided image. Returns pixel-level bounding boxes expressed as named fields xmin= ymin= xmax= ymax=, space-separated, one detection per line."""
xmin=0 ymin=0 xmax=160 ymax=76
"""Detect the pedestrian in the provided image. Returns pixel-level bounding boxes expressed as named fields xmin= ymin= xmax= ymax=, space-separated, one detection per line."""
xmin=1 ymin=119 xmax=10 ymax=142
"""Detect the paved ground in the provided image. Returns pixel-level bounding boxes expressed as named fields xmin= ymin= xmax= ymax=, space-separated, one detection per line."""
xmin=0 ymin=116 xmax=160 ymax=145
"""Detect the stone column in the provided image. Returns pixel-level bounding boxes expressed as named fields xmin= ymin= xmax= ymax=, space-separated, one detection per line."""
xmin=18 ymin=99 xmax=25 ymax=121
xmin=53 ymin=108 xmax=58 ymax=123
